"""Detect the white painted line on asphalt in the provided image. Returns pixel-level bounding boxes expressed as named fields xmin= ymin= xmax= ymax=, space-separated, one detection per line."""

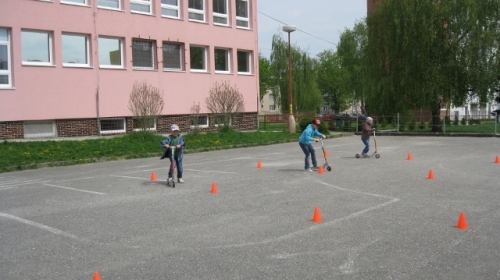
xmin=183 ymin=168 xmax=237 ymax=174
xmin=110 ymin=175 xmax=147 ymax=180
xmin=124 ymin=165 xmax=155 ymax=170
xmin=42 ymin=183 xmax=106 ymax=195
xmin=54 ymin=177 xmax=94 ymax=182
xmin=0 ymin=180 xmax=51 ymax=188
xmin=0 ymin=212 xmax=80 ymax=240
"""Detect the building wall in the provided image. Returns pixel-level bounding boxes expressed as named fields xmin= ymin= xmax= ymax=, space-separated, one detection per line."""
xmin=0 ymin=0 xmax=259 ymax=139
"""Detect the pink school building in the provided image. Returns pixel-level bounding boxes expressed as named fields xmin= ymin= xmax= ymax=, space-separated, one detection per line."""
xmin=0 ymin=0 xmax=259 ymax=139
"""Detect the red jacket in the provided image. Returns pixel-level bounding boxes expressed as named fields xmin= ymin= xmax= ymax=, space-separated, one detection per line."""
xmin=361 ymin=123 xmax=373 ymax=140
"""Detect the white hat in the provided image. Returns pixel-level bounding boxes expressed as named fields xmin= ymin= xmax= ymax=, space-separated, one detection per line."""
xmin=170 ymin=124 xmax=180 ymax=131
xmin=366 ymin=117 xmax=373 ymax=123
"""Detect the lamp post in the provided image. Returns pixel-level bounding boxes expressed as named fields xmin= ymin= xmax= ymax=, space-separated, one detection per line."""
xmin=283 ymin=25 xmax=296 ymax=133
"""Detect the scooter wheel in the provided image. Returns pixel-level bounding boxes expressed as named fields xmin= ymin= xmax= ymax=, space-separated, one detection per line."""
xmin=355 ymin=154 xmax=360 ymax=158
xmin=326 ymin=166 xmax=332 ymax=172
xmin=375 ymin=154 xmax=380 ymax=159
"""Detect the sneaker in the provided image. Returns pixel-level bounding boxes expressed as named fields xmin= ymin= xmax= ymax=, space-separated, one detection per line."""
xmin=312 ymin=166 xmax=320 ymax=170
xmin=168 ymin=177 xmax=173 ymax=182
xmin=178 ymin=178 xmax=184 ymax=183
xmin=362 ymin=153 xmax=369 ymax=158
xmin=305 ymin=168 xmax=313 ymax=172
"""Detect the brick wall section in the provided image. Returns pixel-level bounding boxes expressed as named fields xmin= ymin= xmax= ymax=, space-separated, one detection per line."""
xmin=0 ymin=121 xmax=24 ymax=139
xmin=0 ymin=113 xmax=258 ymax=139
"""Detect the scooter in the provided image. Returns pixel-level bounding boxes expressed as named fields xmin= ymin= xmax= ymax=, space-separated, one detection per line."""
xmin=355 ymin=130 xmax=380 ymax=159
xmin=167 ymin=146 xmax=176 ymax=188
xmin=320 ymin=139 xmax=332 ymax=171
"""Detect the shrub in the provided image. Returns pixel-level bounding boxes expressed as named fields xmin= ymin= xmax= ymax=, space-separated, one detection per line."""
xmin=444 ymin=116 xmax=451 ymax=126
xmin=379 ymin=117 xmax=388 ymax=129
xmin=453 ymin=115 xmax=459 ymax=126
xmin=460 ymin=117 xmax=467 ymax=125
xmin=419 ymin=120 xmax=426 ymax=130
xmin=298 ymin=117 xmax=330 ymax=135
xmin=408 ymin=116 xmax=416 ymax=131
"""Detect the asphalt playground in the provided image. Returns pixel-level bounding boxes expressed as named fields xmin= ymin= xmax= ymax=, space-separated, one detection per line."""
xmin=1 ymin=135 xmax=499 ymax=279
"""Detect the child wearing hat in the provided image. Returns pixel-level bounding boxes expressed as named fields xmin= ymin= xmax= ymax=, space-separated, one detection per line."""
xmin=299 ymin=118 xmax=326 ymax=171
xmin=361 ymin=117 xmax=375 ymax=157
xmin=161 ymin=124 xmax=186 ymax=183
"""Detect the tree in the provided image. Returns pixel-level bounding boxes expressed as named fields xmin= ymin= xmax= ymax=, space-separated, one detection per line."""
xmin=128 ymin=80 xmax=164 ymax=131
xmin=205 ymin=81 xmax=245 ymax=129
xmin=316 ymin=50 xmax=350 ymax=112
xmin=270 ymin=34 xmax=323 ymax=114
xmin=365 ymin=0 xmax=500 ymax=131
xmin=258 ymin=55 xmax=273 ymax=102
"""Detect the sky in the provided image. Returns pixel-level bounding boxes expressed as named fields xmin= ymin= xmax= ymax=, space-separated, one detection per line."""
xmin=257 ymin=1 xmax=368 ymax=59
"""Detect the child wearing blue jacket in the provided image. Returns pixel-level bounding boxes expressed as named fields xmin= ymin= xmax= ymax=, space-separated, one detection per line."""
xmin=160 ymin=124 xmax=186 ymax=183
xmin=299 ymin=118 xmax=326 ymax=171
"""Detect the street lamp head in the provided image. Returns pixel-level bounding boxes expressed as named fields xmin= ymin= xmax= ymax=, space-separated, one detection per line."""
xmin=282 ymin=25 xmax=296 ymax=33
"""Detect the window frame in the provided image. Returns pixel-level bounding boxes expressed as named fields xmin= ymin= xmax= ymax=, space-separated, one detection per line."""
xmin=132 ymin=38 xmax=156 ymax=70
xmin=100 ymin=118 xmax=126 ymax=134
xmin=189 ymin=45 xmax=207 ymax=72
xmin=132 ymin=118 xmax=157 ymax=131
xmin=269 ymin=105 xmax=276 ymax=111
xmin=235 ymin=0 xmax=250 ymax=29
xmin=62 ymin=33 xmax=91 ymax=67
xmin=161 ymin=0 xmax=180 ymax=19
xmin=0 ymin=28 xmax=12 ymax=88
xmin=98 ymin=36 xmax=124 ymax=69
xmin=130 ymin=0 xmax=152 ymax=15
xmin=188 ymin=0 xmax=205 ymax=22
xmin=237 ymin=50 xmax=251 ymax=74
xmin=214 ymin=47 xmax=230 ymax=73
xmin=213 ymin=0 xmax=229 ymax=26
xmin=190 ymin=114 xmax=209 ymax=128
xmin=98 ymin=0 xmax=121 ymax=10
xmin=213 ymin=113 xmax=231 ymax=127
xmin=162 ymin=41 xmax=184 ymax=71
xmin=21 ymin=30 xmax=54 ymax=66
xmin=60 ymin=0 xmax=88 ymax=6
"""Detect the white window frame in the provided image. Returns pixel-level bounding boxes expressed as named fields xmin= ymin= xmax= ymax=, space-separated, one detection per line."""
xmin=162 ymin=42 xmax=184 ymax=71
xmin=24 ymin=121 xmax=57 ymax=139
xmin=161 ymin=0 xmax=180 ymax=19
xmin=98 ymin=36 xmax=124 ymax=68
xmin=0 ymin=28 xmax=12 ymax=88
xmin=98 ymin=0 xmax=121 ymax=10
xmin=62 ymin=33 xmax=90 ymax=67
xmin=189 ymin=45 xmax=207 ymax=72
xmin=21 ymin=30 xmax=53 ymax=66
xmin=269 ymin=105 xmax=276 ymax=111
xmin=214 ymin=48 xmax=230 ymax=73
xmin=132 ymin=38 xmax=156 ymax=70
xmin=235 ymin=0 xmax=249 ymax=29
xmin=213 ymin=0 xmax=229 ymax=26
xmin=132 ymin=118 xmax=157 ymax=131
xmin=213 ymin=114 xmax=231 ymax=127
xmin=100 ymin=118 xmax=126 ymax=134
xmin=61 ymin=0 xmax=88 ymax=6
xmin=190 ymin=114 xmax=209 ymax=128
xmin=237 ymin=50 xmax=251 ymax=74
xmin=188 ymin=0 xmax=205 ymax=22
xmin=269 ymin=93 xmax=275 ymax=101
xmin=130 ymin=0 xmax=152 ymax=15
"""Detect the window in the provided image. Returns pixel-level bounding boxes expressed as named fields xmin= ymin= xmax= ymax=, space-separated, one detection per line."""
xmin=99 ymin=37 xmax=123 ymax=68
xmin=132 ymin=39 xmax=156 ymax=69
xmin=188 ymin=0 xmax=205 ymax=22
xmin=190 ymin=115 xmax=209 ymax=128
xmin=61 ymin=0 xmax=87 ymax=5
xmin=269 ymin=105 xmax=275 ymax=111
xmin=269 ymin=94 xmax=275 ymax=101
xmin=130 ymin=0 xmax=152 ymax=14
xmin=236 ymin=0 xmax=249 ymax=28
xmin=100 ymin=118 xmax=126 ymax=134
xmin=98 ymin=0 xmax=120 ymax=9
xmin=213 ymin=114 xmax=231 ymax=126
xmin=214 ymin=48 xmax=230 ymax=73
xmin=62 ymin=33 xmax=90 ymax=67
xmin=163 ymin=42 xmax=184 ymax=71
xmin=190 ymin=45 xmax=207 ymax=72
xmin=24 ymin=121 xmax=57 ymax=139
xmin=237 ymin=50 xmax=251 ymax=73
xmin=161 ymin=0 xmax=180 ymax=18
xmin=21 ymin=30 xmax=53 ymax=65
xmin=213 ymin=0 xmax=228 ymax=25
xmin=133 ymin=118 xmax=156 ymax=131
xmin=0 ymin=28 xmax=12 ymax=87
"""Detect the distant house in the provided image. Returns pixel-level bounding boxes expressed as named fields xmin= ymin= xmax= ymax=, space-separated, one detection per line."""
xmin=0 ymin=0 xmax=259 ymax=139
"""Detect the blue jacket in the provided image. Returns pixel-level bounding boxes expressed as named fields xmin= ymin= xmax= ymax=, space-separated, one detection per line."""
xmin=160 ymin=134 xmax=186 ymax=160
xmin=299 ymin=124 xmax=324 ymax=145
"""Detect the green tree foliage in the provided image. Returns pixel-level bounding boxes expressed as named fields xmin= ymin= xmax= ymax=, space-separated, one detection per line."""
xmin=258 ymin=55 xmax=273 ymax=102
xmin=316 ymin=50 xmax=350 ymax=112
xmin=365 ymin=0 xmax=500 ymax=132
xmin=270 ymin=34 xmax=323 ymax=114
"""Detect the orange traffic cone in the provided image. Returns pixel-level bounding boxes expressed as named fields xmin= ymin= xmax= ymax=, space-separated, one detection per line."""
xmin=407 ymin=153 xmax=413 ymax=161
xmin=324 ymin=150 xmax=329 ymax=157
xmin=210 ymin=182 xmax=218 ymax=194
xmin=312 ymin=207 xmax=322 ymax=223
xmin=257 ymin=160 xmax=262 ymax=169
xmin=150 ymin=171 xmax=157 ymax=181
xmin=427 ymin=169 xmax=435 ymax=180
xmin=94 ymin=271 xmax=101 ymax=280
xmin=456 ymin=212 xmax=468 ymax=230
xmin=495 ymin=156 xmax=500 ymax=164
xmin=318 ymin=165 xmax=324 ymax=174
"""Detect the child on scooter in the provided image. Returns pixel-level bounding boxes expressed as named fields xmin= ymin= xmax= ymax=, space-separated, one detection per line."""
xmin=299 ymin=118 xmax=326 ymax=171
xmin=160 ymin=124 xmax=186 ymax=183
xmin=361 ymin=117 xmax=375 ymax=157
